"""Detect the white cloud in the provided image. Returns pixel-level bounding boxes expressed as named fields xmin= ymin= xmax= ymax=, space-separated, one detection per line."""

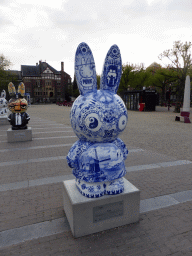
xmin=0 ymin=0 xmax=192 ymax=78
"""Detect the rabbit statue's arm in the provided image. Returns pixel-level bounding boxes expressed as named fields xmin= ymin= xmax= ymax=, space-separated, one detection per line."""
xmin=66 ymin=154 xmax=78 ymax=169
xmin=113 ymin=138 xmax=128 ymax=160
xmin=66 ymin=141 xmax=84 ymax=168
xmin=67 ymin=140 xmax=94 ymax=168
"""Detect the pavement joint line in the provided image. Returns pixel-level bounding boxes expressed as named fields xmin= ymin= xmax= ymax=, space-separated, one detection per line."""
xmin=0 ymin=158 xmax=192 ymax=190
xmin=31 ymin=123 xmax=64 ymax=125
xmin=28 ymin=122 xmax=60 ymax=124
xmin=31 ymin=126 xmax=71 ymax=130
xmin=0 ymin=174 xmax=74 ymax=191
xmin=0 ymin=147 xmax=144 ymax=172
xmin=0 ymin=135 xmax=77 ymax=143
xmin=0 ymin=147 xmax=143 ymax=153
xmin=0 ymin=130 xmax=73 ymax=137
xmin=0 ymin=143 xmax=74 ymax=153
xmin=32 ymin=130 xmax=74 ymax=135
xmin=0 ymin=126 xmax=71 ymax=132
xmin=0 ymin=157 xmax=191 ymax=169
xmin=0 ymin=189 xmax=192 ymax=248
xmin=31 ymin=124 xmax=70 ymax=127
xmin=33 ymin=136 xmax=77 ymax=140
xmin=128 ymin=149 xmax=144 ymax=153
xmin=0 ymin=148 xmax=146 ymax=167
xmin=32 ymin=127 xmax=72 ymax=130
xmin=0 ymin=156 xmax=67 ymax=167
xmin=126 ymin=160 xmax=192 ymax=172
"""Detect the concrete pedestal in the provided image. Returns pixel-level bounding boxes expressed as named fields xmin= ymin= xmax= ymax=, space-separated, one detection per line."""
xmin=0 ymin=116 xmax=9 ymax=125
xmin=175 ymin=115 xmax=191 ymax=123
xmin=7 ymin=127 xmax=32 ymax=142
xmin=62 ymin=178 xmax=140 ymax=237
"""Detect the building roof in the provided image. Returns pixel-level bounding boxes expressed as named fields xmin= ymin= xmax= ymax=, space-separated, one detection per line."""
xmin=21 ymin=62 xmax=63 ymax=77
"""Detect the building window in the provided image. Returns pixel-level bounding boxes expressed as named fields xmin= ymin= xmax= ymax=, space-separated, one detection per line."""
xmin=55 ymin=75 xmax=61 ymax=80
xmin=45 ymin=80 xmax=52 ymax=86
xmin=42 ymin=74 xmax=54 ymax=79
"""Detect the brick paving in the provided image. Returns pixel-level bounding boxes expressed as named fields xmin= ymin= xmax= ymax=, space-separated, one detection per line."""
xmin=0 ymin=104 xmax=192 ymax=255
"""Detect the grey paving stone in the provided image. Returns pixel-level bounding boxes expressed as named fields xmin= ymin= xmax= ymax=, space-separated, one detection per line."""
xmin=140 ymin=195 xmax=180 ymax=213
xmin=33 ymin=135 xmax=76 ymax=140
xmin=0 ymin=181 xmax=28 ymax=192
xmin=0 ymin=191 xmax=191 ymax=248
xmin=0 ymin=156 xmax=66 ymax=167
xmin=170 ymin=190 xmax=192 ymax=203
xmin=0 ymin=143 xmax=73 ymax=153
xmin=0 ymin=174 xmax=74 ymax=191
xmin=33 ymin=130 xmax=73 ymax=134
xmin=126 ymin=160 xmax=192 ymax=173
xmin=0 ymin=218 xmax=70 ymax=248
xmin=126 ymin=164 xmax=159 ymax=172
xmin=158 ymin=160 xmax=192 ymax=167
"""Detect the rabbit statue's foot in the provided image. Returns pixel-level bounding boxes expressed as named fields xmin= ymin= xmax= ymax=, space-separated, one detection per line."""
xmin=76 ymin=179 xmax=105 ymax=198
xmin=105 ymin=177 xmax=124 ymax=195
xmin=75 ymin=177 xmax=124 ymax=198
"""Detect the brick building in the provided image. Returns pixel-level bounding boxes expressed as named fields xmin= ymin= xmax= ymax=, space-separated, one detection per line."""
xmin=21 ymin=61 xmax=71 ymax=103
xmin=6 ymin=61 xmax=71 ymax=103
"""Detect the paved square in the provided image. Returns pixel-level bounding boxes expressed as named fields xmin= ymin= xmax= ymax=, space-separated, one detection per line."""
xmin=0 ymin=105 xmax=192 ymax=255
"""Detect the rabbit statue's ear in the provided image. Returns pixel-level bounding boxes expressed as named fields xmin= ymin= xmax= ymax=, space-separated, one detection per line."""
xmin=1 ymin=90 xmax=6 ymax=98
xmin=100 ymin=45 xmax=122 ymax=94
xmin=75 ymin=42 xmax=97 ymax=95
xmin=18 ymin=82 xmax=25 ymax=96
xmin=8 ymin=82 xmax=16 ymax=96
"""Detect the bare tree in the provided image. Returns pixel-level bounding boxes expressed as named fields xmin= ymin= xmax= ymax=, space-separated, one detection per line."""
xmin=159 ymin=41 xmax=192 ymax=112
xmin=0 ymin=54 xmax=11 ymax=70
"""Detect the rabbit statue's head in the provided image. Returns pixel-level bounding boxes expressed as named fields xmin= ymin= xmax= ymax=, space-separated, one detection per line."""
xmin=1 ymin=89 xmax=6 ymax=99
xmin=8 ymin=82 xmax=28 ymax=113
xmin=0 ymin=90 xmax=8 ymax=115
xmin=71 ymin=42 xmax=127 ymax=143
xmin=0 ymin=90 xmax=7 ymax=107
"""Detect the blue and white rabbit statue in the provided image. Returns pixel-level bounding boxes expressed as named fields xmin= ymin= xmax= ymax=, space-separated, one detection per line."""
xmin=67 ymin=42 xmax=128 ymax=198
xmin=0 ymin=90 xmax=8 ymax=116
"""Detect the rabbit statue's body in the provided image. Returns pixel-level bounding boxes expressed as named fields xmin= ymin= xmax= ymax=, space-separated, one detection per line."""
xmin=67 ymin=43 xmax=128 ymax=198
xmin=7 ymin=82 xmax=30 ymax=130
xmin=0 ymin=90 xmax=8 ymax=116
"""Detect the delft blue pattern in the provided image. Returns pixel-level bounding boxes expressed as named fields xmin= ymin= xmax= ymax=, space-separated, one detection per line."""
xmin=100 ymin=45 xmax=122 ymax=94
xmin=75 ymin=42 xmax=97 ymax=95
xmin=0 ymin=90 xmax=8 ymax=116
xmin=67 ymin=42 xmax=128 ymax=198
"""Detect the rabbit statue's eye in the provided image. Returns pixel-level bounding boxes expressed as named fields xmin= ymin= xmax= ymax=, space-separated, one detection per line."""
xmin=89 ymin=117 xmax=95 ymax=123
xmin=85 ymin=113 xmax=102 ymax=132
xmin=81 ymin=46 xmax=87 ymax=53
xmin=118 ymin=115 xmax=127 ymax=131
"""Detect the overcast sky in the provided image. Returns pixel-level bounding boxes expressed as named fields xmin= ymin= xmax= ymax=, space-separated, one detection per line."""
xmin=1 ymin=0 xmax=192 ymax=79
